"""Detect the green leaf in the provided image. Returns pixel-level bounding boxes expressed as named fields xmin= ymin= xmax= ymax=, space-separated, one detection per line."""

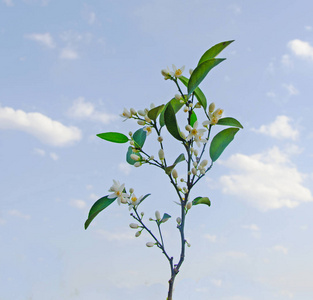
xmin=133 ymin=128 xmax=146 ymax=148
xmin=85 ymin=195 xmax=116 ymax=229
xmin=217 ymin=117 xmax=243 ymax=129
xmin=174 ymin=153 xmax=186 ymax=164
xmin=138 ymin=193 xmax=151 ymax=205
xmin=198 ymin=40 xmax=234 ymax=65
xmin=188 ymin=58 xmax=225 ymax=96
xmin=190 ymin=111 xmax=197 ymax=127
xmin=165 ymin=165 xmax=175 ymax=175
xmin=97 ymin=132 xmax=129 ymax=143
xmin=126 ymin=146 xmax=141 ymax=165
xmin=210 ymin=127 xmax=239 ymax=162
xmin=161 ymin=213 xmax=171 ymax=223
xmin=192 ymin=196 xmax=211 ymax=207
xmin=178 ymin=76 xmax=207 ymax=110
xmin=148 ymin=104 xmax=165 ymax=121
xmin=164 ymin=103 xmax=185 ymax=142
xmin=160 ymin=98 xmax=184 ymax=128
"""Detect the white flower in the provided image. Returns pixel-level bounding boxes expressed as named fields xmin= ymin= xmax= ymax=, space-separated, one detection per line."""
xmin=108 ymin=180 xmax=129 ymax=205
xmin=144 ymin=126 xmax=153 ymax=135
xmin=203 ymin=105 xmax=224 ymax=126
xmin=120 ymin=108 xmax=132 ymax=119
xmin=161 ymin=67 xmax=173 ymax=80
xmin=172 ymin=64 xmax=185 ymax=78
xmin=185 ymin=121 xmax=207 ymax=147
xmin=128 ymin=193 xmax=142 ymax=210
xmin=155 ymin=210 xmax=161 ymax=221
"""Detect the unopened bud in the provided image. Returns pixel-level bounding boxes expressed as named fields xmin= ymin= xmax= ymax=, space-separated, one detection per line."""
xmin=130 ymin=140 xmax=135 ymax=146
xmin=158 ymin=149 xmax=164 ymax=160
xmin=200 ymin=169 xmax=205 ymax=175
xmin=155 ymin=210 xmax=161 ymax=221
xmin=135 ymin=231 xmax=141 ymax=237
xmin=129 ymin=188 xmax=134 ymax=194
xmin=175 ymin=94 xmax=181 ymax=100
xmin=130 ymin=154 xmax=140 ymax=161
xmin=134 ymin=162 xmax=141 ymax=167
xmin=130 ymin=108 xmax=137 ymax=115
xmin=146 ymin=242 xmax=155 ymax=247
xmin=121 ymin=198 xmax=128 ymax=204
xmin=200 ymin=159 xmax=209 ymax=167
xmin=209 ymin=102 xmax=215 ymax=113
xmin=149 ymin=155 xmax=154 ymax=160
xmin=137 ymin=120 xmax=145 ymax=125
xmin=185 ymin=125 xmax=192 ymax=131
xmin=192 ymin=168 xmax=197 ymax=175
xmin=187 ymin=202 xmax=192 ymax=210
xmin=138 ymin=110 xmax=146 ymax=116
xmin=140 ymin=211 xmax=144 ymax=217
xmin=189 ymin=68 xmax=193 ymax=75
xmin=129 ymin=131 xmax=133 ymax=137
xmin=157 ymin=136 xmax=163 ymax=143
xmin=195 ymin=102 xmax=201 ymax=108
xmin=176 ymin=217 xmax=181 ymax=224
xmin=180 ymin=178 xmax=184 ymax=182
xmin=144 ymin=115 xmax=151 ymax=123
xmin=129 ymin=223 xmax=139 ymax=229
xmin=183 ymin=106 xmax=189 ymax=113
xmin=193 ymin=161 xmax=198 ymax=167
xmin=194 ymin=149 xmax=199 ymax=157
xmin=172 ymin=169 xmax=178 ymax=179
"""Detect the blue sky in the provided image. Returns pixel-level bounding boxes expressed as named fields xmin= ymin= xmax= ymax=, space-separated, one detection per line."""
xmin=1 ymin=1 xmax=313 ymax=299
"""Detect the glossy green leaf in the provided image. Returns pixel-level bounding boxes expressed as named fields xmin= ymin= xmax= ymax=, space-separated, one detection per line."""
xmin=188 ymin=58 xmax=225 ymax=96
xmin=126 ymin=146 xmax=142 ymax=165
xmin=133 ymin=128 xmax=146 ymax=148
xmin=165 ymin=165 xmax=175 ymax=175
xmin=85 ymin=195 xmax=116 ymax=229
xmin=138 ymin=193 xmax=151 ymax=205
xmin=148 ymin=104 xmax=165 ymax=121
xmin=161 ymin=213 xmax=171 ymax=223
xmin=198 ymin=40 xmax=234 ymax=65
xmin=192 ymin=196 xmax=211 ymax=207
xmin=164 ymin=103 xmax=185 ymax=142
xmin=190 ymin=111 xmax=197 ymax=127
xmin=217 ymin=117 xmax=243 ymax=129
xmin=160 ymin=98 xmax=184 ymax=128
xmin=165 ymin=153 xmax=185 ymax=175
xmin=97 ymin=132 xmax=129 ymax=143
xmin=210 ymin=128 xmax=239 ymax=162
xmin=178 ymin=76 xmax=207 ymax=110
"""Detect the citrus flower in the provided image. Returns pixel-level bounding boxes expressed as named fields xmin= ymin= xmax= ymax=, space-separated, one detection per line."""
xmin=172 ymin=64 xmax=185 ymax=78
xmin=108 ymin=180 xmax=129 ymax=205
xmin=144 ymin=126 xmax=153 ymax=135
xmin=120 ymin=108 xmax=132 ymax=119
xmin=128 ymin=193 xmax=143 ymax=210
xmin=161 ymin=67 xmax=173 ymax=80
xmin=203 ymin=103 xmax=224 ymax=126
xmin=185 ymin=121 xmax=207 ymax=147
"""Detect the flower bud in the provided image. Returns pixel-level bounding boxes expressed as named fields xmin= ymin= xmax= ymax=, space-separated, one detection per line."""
xmin=195 ymin=102 xmax=201 ymax=108
xmin=129 ymin=188 xmax=134 ymax=194
xmin=121 ymin=198 xmax=128 ymax=204
xmin=146 ymin=242 xmax=155 ymax=247
xmin=200 ymin=169 xmax=205 ymax=175
xmin=190 ymin=147 xmax=194 ymax=153
xmin=209 ymin=102 xmax=215 ymax=113
xmin=129 ymin=223 xmax=139 ymax=229
xmin=130 ymin=154 xmax=140 ymax=161
xmin=149 ymin=217 xmax=153 ymax=221
xmin=192 ymin=168 xmax=197 ymax=175
xmin=158 ymin=149 xmax=164 ymax=160
xmin=183 ymin=187 xmax=188 ymax=193
xmin=177 ymin=185 xmax=182 ymax=191
xmin=176 ymin=217 xmax=181 ymax=224
xmin=189 ymin=68 xmax=193 ymax=75
xmin=137 ymin=120 xmax=146 ymax=125
xmin=135 ymin=231 xmax=141 ymax=237
xmin=187 ymin=202 xmax=192 ymax=210
xmin=185 ymin=125 xmax=192 ymax=131
xmin=157 ymin=136 xmax=163 ymax=143
xmin=180 ymin=132 xmax=186 ymax=139
xmin=149 ymin=155 xmax=154 ymax=160
xmin=161 ymin=69 xmax=169 ymax=77
xmin=193 ymin=161 xmax=198 ymax=167
xmin=138 ymin=110 xmax=146 ymax=116
xmin=144 ymin=115 xmax=151 ymax=123
xmin=194 ymin=149 xmax=199 ymax=157
xmin=172 ymin=169 xmax=178 ymax=179
xmin=183 ymin=106 xmax=189 ymax=113
xmin=200 ymin=159 xmax=209 ymax=167
xmin=129 ymin=131 xmax=133 ymax=137
xmin=134 ymin=162 xmax=141 ymax=167
xmin=140 ymin=211 xmax=144 ymax=217
xmin=130 ymin=108 xmax=137 ymax=115
xmin=130 ymin=140 xmax=135 ymax=146
xmin=155 ymin=210 xmax=161 ymax=221
xmin=175 ymin=94 xmax=181 ymax=100
xmin=180 ymin=178 xmax=184 ymax=182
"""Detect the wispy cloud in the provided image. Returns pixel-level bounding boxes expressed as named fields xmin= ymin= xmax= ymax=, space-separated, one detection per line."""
xmin=68 ymin=97 xmax=117 ymax=123
xmin=3 ymin=0 xmax=13 ymax=6
xmin=0 ymin=105 xmax=82 ymax=147
xmin=219 ymin=147 xmax=313 ymax=211
xmin=272 ymin=245 xmax=288 ymax=255
xmin=70 ymin=199 xmax=86 ymax=209
xmin=252 ymin=115 xmax=299 ymax=140
xmin=204 ymin=234 xmax=217 ymax=243
xmin=118 ymin=162 xmax=132 ymax=175
xmin=59 ymin=47 xmax=79 ymax=60
xmin=8 ymin=210 xmax=31 ymax=220
xmin=282 ymin=83 xmax=299 ymax=96
xmin=288 ymin=39 xmax=313 ymax=61
xmin=25 ymin=32 xmax=55 ymax=48
xmin=281 ymin=54 xmax=293 ymax=68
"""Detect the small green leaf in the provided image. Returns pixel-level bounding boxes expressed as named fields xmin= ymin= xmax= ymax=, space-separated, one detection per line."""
xmin=148 ymin=104 xmax=165 ymax=121
xmin=198 ymin=40 xmax=234 ymax=65
xmin=97 ymin=132 xmax=129 ymax=143
xmin=190 ymin=111 xmax=197 ymax=127
xmin=165 ymin=165 xmax=175 ymax=175
xmin=85 ymin=195 xmax=116 ymax=229
xmin=126 ymin=146 xmax=141 ymax=165
xmin=210 ymin=127 xmax=239 ymax=162
xmin=217 ymin=117 xmax=243 ymax=129
xmin=139 ymin=193 xmax=151 ymax=205
xmin=133 ymin=128 xmax=146 ymax=148
xmin=188 ymin=58 xmax=225 ymax=96
xmin=160 ymin=98 xmax=184 ymax=128
xmin=161 ymin=213 xmax=171 ymax=223
xmin=178 ymin=76 xmax=207 ymax=110
xmin=174 ymin=153 xmax=186 ymax=164
xmin=192 ymin=197 xmax=211 ymax=207
xmin=164 ymin=103 xmax=185 ymax=142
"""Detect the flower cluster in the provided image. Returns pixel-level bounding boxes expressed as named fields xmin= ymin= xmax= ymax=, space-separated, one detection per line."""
xmin=203 ymin=102 xmax=224 ymax=126
xmin=161 ymin=64 xmax=185 ymax=80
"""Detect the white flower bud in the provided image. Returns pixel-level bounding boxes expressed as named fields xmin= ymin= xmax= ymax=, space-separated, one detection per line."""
xmin=129 ymin=131 xmax=133 ymax=137
xmin=137 ymin=120 xmax=145 ymax=125
xmin=177 ymin=185 xmax=182 ymax=191
xmin=194 ymin=149 xmax=199 ymax=157
xmin=209 ymin=102 xmax=215 ymax=113
xmin=180 ymin=131 xmax=186 ymax=139
xmin=130 ymin=140 xmax=135 ymax=146
xmin=158 ymin=149 xmax=164 ymax=160
xmin=188 ymin=103 xmax=193 ymax=108
xmin=121 ymin=198 xmax=128 ymax=204
xmin=144 ymin=115 xmax=151 ymax=123
xmin=176 ymin=217 xmax=181 ymax=224
xmin=130 ymin=108 xmax=137 ymax=115
xmin=192 ymin=168 xmax=197 ymax=175
xmin=190 ymin=147 xmax=194 ymax=153
xmin=146 ymin=242 xmax=155 ymax=247
xmin=195 ymin=102 xmax=201 ymax=108
xmin=144 ymin=108 xmax=149 ymax=114
xmin=183 ymin=106 xmax=189 ymax=113
xmin=140 ymin=211 xmax=144 ymax=217
xmin=200 ymin=169 xmax=205 ymax=175
xmin=193 ymin=161 xmax=198 ymax=167
xmin=130 ymin=154 xmax=140 ymax=161
xmin=185 ymin=125 xmax=192 ymax=131
xmin=138 ymin=110 xmax=146 ymax=116
xmin=157 ymin=136 xmax=163 ymax=142
xmin=180 ymin=99 xmax=185 ymax=103
xmin=150 ymin=103 xmax=155 ymax=109
xmin=172 ymin=169 xmax=178 ymax=179
xmin=135 ymin=231 xmax=141 ymax=237
xmin=155 ymin=210 xmax=161 ymax=220
xmin=200 ymin=159 xmax=209 ymax=167
xmin=134 ymin=162 xmax=141 ymax=167
xmin=189 ymin=68 xmax=193 ymax=75
xmin=175 ymin=94 xmax=181 ymax=100
xmin=183 ymin=187 xmax=188 ymax=193
xmin=187 ymin=202 xmax=192 ymax=210
xmin=129 ymin=188 xmax=134 ymax=194
xmin=149 ymin=155 xmax=154 ymax=160
xmin=129 ymin=223 xmax=139 ymax=229
xmin=161 ymin=69 xmax=169 ymax=77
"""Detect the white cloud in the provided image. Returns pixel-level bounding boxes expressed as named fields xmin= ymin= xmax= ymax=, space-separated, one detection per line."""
xmin=211 ymin=279 xmax=222 ymax=287
xmin=305 ymin=25 xmax=312 ymax=31
xmin=95 ymin=229 xmax=134 ymax=241
xmin=252 ymin=115 xmax=299 ymax=140
xmin=49 ymin=152 xmax=59 ymax=161
xmin=266 ymin=91 xmax=276 ymax=98
xmin=282 ymin=83 xmax=299 ymax=96
xmin=281 ymin=54 xmax=293 ymax=68
xmin=70 ymin=199 xmax=86 ymax=209
xmin=0 ymin=105 xmax=82 ymax=147
xmin=8 ymin=210 xmax=31 ymax=220
xmin=59 ymin=47 xmax=79 ymax=60
xmin=228 ymin=4 xmax=241 ymax=14
xmin=0 ymin=217 xmax=6 ymax=225
xmin=219 ymin=147 xmax=313 ymax=211
xmin=68 ymin=97 xmax=117 ymax=124
xmin=288 ymin=39 xmax=313 ymax=61
xmin=3 ymin=0 xmax=13 ymax=6
xmin=241 ymin=224 xmax=259 ymax=231
xmin=34 ymin=148 xmax=45 ymax=156
xmin=273 ymin=245 xmax=288 ymax=255
xmin=204 ymin=234 xmax=216 ymax=243
xmin=118 ymin=162 xmax=131 ymax=175
xmin=87 ymin=11 xmax=96 ymax=24
xmin=25 ymin=33 xmax=55 ymax=48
